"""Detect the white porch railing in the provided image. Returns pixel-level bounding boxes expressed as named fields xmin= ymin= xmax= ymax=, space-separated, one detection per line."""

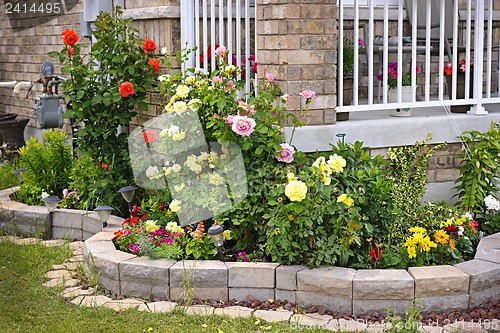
xmin=338 ymin=0 xmax=500 ymax=115
xmin=180 ymin=0 xmax=257 ymax=94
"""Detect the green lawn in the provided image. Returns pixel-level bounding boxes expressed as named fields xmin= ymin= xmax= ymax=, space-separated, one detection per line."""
xmin=0 ymin=241 xmax=335 ymax=333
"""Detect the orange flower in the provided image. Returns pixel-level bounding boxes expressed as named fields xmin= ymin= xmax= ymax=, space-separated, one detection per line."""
xmin=119 ymin=82 xmax=134 ymax=97
xmin=148 ymin=58 xmax=160 ymax=72
xmin=449 ymin=238 xmax=456 ymax=250
xmin=143 ymin=38 xmax=156 ymax=53
xmin=62 ymin=29 xmax=78 ymax=45
xmin=142 ymin=130 xmax=157 ymax=143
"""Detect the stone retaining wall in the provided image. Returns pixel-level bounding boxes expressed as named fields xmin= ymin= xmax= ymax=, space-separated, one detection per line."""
xmin=1 ymin=187 xmax=499 ymax=316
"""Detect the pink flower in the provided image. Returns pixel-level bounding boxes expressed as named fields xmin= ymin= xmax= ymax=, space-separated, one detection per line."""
xmin=251 ymin=61 xmax=258 ymax=74
xmin=214 ymin=113 xmax=220 ymax=119
xmin=226 ymin=80 xmax=235 ymax=90
xmin=62 ymin=189 xmax=68 ymax=198
xmin=300 ymin=89 xmax=316 ymax=100
xmin=265 ymin=71 xmax=274 ymax=82
xmin=215 ymin=46 xmax=227 ymax=57
xmin=224 ymin=114 xmax=235 ymax=125
xmin=231 ymin=115 xmax=256 ymax=137
xmin=212 ymin=76 xmax=223 ymax=84
xmin=237 ymin=99 xmax=256 ymax=116
xmin=281 ymin=94 xmax=290 ymax=103
xmin=276 ymin=143 xmax=295 ymax=163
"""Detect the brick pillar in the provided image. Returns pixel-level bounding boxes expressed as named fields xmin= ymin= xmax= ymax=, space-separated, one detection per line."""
xmin=256 ymin=1 xmax=338 ymax=125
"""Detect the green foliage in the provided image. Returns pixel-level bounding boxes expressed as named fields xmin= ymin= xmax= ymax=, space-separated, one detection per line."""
xmin=50 ymin=7 xmax=158 ymax=214
xmin=385 ymin=299 xmax=423 ymax=333
xmin=15 ymin=130 xmax=72 ymax=204
xmin=262 ymin=141 xmax=398 ymax=268
xmin=454 ymin=122 xmax=500 ymax=217
xmin=0 ymin=161 xmax=19 ymax=190
xmin=387 ymin=134 xmax=446 ymax=238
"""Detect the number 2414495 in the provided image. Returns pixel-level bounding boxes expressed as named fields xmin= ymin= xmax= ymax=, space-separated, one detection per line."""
xmin=5 ymin=2 xmax=61 ymax=14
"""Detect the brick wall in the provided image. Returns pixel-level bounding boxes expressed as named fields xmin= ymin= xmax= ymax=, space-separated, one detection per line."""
xmin=0 ymin=1 xmax=85 ymax=135
xmin=256 ymin=0 xmax=338 ymax=125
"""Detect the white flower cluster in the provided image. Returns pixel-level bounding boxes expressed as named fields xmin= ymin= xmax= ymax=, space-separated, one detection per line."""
xmin=145 ymin=165 xmax=162 ymax=180
xmin=184 ymin=151 xmax=218 ymax=174
xmin=160 ymin=125 xmax=186 ymax=142
xmin=484 ymin=194 xmax=500 ymax=212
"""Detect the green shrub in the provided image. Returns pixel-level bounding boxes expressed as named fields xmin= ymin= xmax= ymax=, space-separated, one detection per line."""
xmin=15 ymin=130 xmax=72 ymax=204
xmin=0 ymin=161 xmax=19 ymax=190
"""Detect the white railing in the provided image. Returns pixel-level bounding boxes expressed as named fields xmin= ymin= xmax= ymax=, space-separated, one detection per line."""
xmin=180 ymin=0 xmax=257 ymax=94
xmin=338 ymin=0 xmax=500 ymax=114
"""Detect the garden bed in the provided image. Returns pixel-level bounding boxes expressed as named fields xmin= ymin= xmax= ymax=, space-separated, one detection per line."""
xmin=1 ymin=187 xmax=499 ymax=316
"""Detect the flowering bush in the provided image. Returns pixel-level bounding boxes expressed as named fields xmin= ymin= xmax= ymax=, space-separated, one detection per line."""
xmin=49 ymin=8 xmax=159 ymax=213
xmin=483 ymin=194 xmax=500 ymax=234
xmin=377 ymin=62 xmax=419 ymax=89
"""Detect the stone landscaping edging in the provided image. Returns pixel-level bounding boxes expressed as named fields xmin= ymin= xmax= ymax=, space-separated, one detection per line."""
xmin=1 ymin=187 xmax=499 ymax=316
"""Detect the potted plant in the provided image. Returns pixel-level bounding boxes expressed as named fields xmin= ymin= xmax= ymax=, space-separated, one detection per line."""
xmin=443 ymin=59 xmax=473 ymax=113
xmin=338 ymin=37 xmax=363 ymax=121
xmin=377 ymin=62 xmax=419 ymax=117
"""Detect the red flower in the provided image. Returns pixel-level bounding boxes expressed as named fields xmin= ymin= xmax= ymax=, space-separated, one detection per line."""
xmin=131 ymin=204 xmax=140 ymax=217
xmin=101 ymin=163 xmax=108 ymax=170
xmin=369 ymin=248 xmax=382 ymax=263
xmin=142 ymin=130 xmax=156 ymax=143
xmin=62 ymin=29 xmax=79 ymax=45
xmin=148 ymin=58 xmax=160 ymax=72
xmin=143 ymin=38 xmax=157 ymax=53
xmin=119 ymin=82 xmax=134 ymax=97
xmin=444 ymin=225 xmax=460 ymax=240
xmin=114 ymin=230 xmax=123 ymax=239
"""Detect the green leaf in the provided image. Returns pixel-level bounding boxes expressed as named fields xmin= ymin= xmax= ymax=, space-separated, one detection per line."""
xmin=76 ymin=90 xmax=85 ymax=99
xmin=91 ymin=95 xmax=103 ymax=106
xmin=138 ymin=101 xmax=148 ymax=111
xmin=47 ymin=51 xmax=60 ymax=58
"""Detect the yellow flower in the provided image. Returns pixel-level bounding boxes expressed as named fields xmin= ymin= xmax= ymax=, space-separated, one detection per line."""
xmin=287 ymin=172 xmax=295 ymax=181
xmin=419 ymin=236 xmax=437 ymax=252
xmin=284 ymin=179 xmax=308 ymax=202
xmin=441 ymin=218 xmax=453 ymax=228
xmin=172 ymin=131 xmax=186 ymax=141
xmin=274 ymin=227 xmax=280 ymax=235
xmin=434 ymin=230 xmax=450 ymax=245
xmin=209 ymin=173 xmax=225 ymax=185
xmin=322 ymin=176 xmax=331 ymax=185
xmin=185 ymin=76 xmax=196 ymax=84
xmin=409 ymin=226 xmax=427 ymax=234
xmin=404 ymin=236 xmax=417 ymax=248
xmin=172 ymin=101 xmax=187 ymax=114
xmin=169 ymin=199 xmax=181 ymax=213
xmin=188 ymin=98 xmax=201 ymax=111
xmin=172 ymin=164 xmax=182 ymax=173
xmin=175 ymin=85 xmax=190 ymax=98
xmin=287 ymin=215 xmax=294 ymax=221
xmin=174 ymin=184 xmax=185 ymax=192
xmin=328 ymin=154 xmax=346 ymax=173
xmin=319 ymin=163 xmax=332 ymax=177
xmin=312 ymin=156 xmax=326 ymax=169
xmin=407 ymin=246 xmax=416 ymax=259
xmin=175 ymin=226 xmax=184 ymax=234
xmin=223 ymin=230 xmax=232 ymax=240
xmin=144 ymin=220 xmax=160 ymax=233
xmin=337 ymin=194 xmax=354 ymax=207
xmin=449 ymin=238 xmax=456 ymax=250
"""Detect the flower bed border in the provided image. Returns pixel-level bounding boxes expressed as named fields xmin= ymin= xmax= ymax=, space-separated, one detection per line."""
xmin=0 ymin=187 xmax=499 ymax=316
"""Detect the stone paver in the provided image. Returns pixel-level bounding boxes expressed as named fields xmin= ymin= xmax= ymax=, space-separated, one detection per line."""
xmin=41 ymin=239 xmax=65 ymax=247
xmin=326 ymin=318 xmax=367 ymax=332
xmin=103 ymin=299 xmax=144 ymax=311
xmin=61 ymin=286 xmax=95 ymax=298
xmin=78 ymin=295 xmax=113 ymax=307
xmin=253 ymin=309 xmax=292 ymax=323
xmin=290 ymin=313 xmax=332 ymax=327
xmin=69 ymin=255 xmax=85 ymax=262
xmin=0 ymin=236 xmax=19 ymax=242
xmin=69 ymin=241 xmax=85 ymax=251
xmin=213 ymin=305 xmax=254 ymax=318
xmin=145 ymin=301 xmax=177 ymax=313
xmin=42 ymin=278 xmax=79 ymax=288
xmin=184 ymin=305 xmax=214 ymax=316
xmin=45 ymin=270 xmax=72 ymax=280
xmin=12 ymin=237 xmax=40 ymax=245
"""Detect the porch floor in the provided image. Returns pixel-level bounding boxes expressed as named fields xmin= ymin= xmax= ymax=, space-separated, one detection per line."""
xmin=285 ymin=102 xmax=500 ymax=152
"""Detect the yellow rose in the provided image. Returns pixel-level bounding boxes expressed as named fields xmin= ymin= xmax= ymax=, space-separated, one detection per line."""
xmin=188 ymin=98 xmax=201 ymax=111
xmin=144 ymin=220 xmax=160 ymax=233
xmin=287 ymin=172 xmax=295 ymax=181
xmin=285 ymin=180 xmax=308 ymax=202
xmin=172 ymin=101 xmax=187 ymax=114
xmin=223 ymin=230 xmax=232 ymax=240
xmin=185 ymin=76 xmax=196 ymax=84
xmin=174 ymin=184 xmax=185 ymax=192
xmin=175 ymin=85 xmax=190 ymax=98
xmin=171 ymin=164 xmax=181 ymax=173
xmin=328 ymin=154 xmax=346 ymax=173
xmin=337 ymin=193 xmax=354 ymax=207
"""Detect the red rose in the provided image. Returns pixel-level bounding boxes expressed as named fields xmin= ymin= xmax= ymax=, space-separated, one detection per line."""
xmin=148 ymin=58 xmax=160 ymax=72
xmin=142 ymin=130 xmax=156 ymax=143
xmin=62 ymin=29 xmax=78 ymax=46
xmin=101 ymin=163 xmax=108 ymax=170
xmin=66 ymin=46 xmax=74 ymax=56
xmin=119 ymin=82 xmax=134 ymax=97
xmin=143 ymin=38 xmax=156 ymax=53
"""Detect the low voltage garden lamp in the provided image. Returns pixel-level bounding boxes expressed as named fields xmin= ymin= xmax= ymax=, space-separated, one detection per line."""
xmin=41 ymin=196 xmax=61 ymax=239
xmin=11 ymin=168 xmax=25 ymax=184
xmin=118 ymin=185 xmax=137 ymax=217
xmin=208 ymin=224 xmax=225 ymax=262
xmin=94 ymin=206 xmax=114 ymax=229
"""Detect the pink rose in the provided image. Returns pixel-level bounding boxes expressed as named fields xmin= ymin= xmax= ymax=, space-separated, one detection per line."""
xmin=300 ymin=89 xmax=316 ymax=100
xmin=281 ymin=94 xmax=290 ymax=103
xmin=265 ymin=71 xmax=274 ymax=82
xmin=237 ymin=99 xmax=256 ymax=116
xmin=215 ymin=46 xmax=227 ymax=57
xmin=276 ymin=143 xmax=295 ymax=163
xmin=224 ymin=114 xmax=235 ymax=125
xmin=231 ymin=115 xmax=256 ymax=137
xmin=212 ymin=76 xmax=223 ymax=84
xmin=226 ymin=80 xmax=235 ymax=91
